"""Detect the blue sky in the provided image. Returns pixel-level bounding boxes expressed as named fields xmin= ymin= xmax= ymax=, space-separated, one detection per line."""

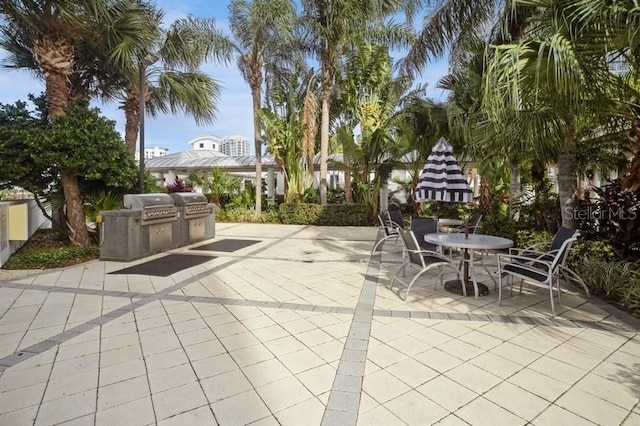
xmin=0 ymin=1 xmax=449 ymax=155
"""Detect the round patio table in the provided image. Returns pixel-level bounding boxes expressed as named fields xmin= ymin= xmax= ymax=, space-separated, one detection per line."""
xmin=424 ymin=233 xmax=514 ymax=298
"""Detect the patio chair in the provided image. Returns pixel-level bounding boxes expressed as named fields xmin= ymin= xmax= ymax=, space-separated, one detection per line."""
xmin=387 ymin=209 xmax=410 ymax=231
xmin=497 ymin=228 xmax=581 ymax=316
xmin=390 ymin=228 xmax=461 ymax=300
xmin=371 ymin=213 xmax=399 ymax=253
xmin=409 ymin=216 xmax=440 ymax=252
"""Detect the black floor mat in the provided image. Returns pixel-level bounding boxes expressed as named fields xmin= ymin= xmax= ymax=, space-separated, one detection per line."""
xmin=190 ymin=239 xmax=260 ymax=252
xmin=109 ymin=254 xmax=215 ymax=277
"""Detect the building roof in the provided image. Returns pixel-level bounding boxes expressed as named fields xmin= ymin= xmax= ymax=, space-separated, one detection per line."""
xmin=145 ymin=150 xmax=346 ymax=173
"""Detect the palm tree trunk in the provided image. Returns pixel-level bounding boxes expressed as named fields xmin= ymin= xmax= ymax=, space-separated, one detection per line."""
xmin=509 ymin=162 xmax=521 ymax=219
xmin=251 ymin=82 xmax=263 ymax=214
xmin=38 ymin=36 xmax=91 ymax=246
xmin=622 ymin=118 xmax=640 ymax=192
xmin=319 ymin=61 xmax=331 ymax=206
xmin=557 ymin=137 xmax=578 ymax=229
xmin=123 ymin=93 xmax=140 ymax=155
xmin=344 ymin=165 xmax=352 ymax=204
xmin=60 ymin=171 xmax=91 ymax=246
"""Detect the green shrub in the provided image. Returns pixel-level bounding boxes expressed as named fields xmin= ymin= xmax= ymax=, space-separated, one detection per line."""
xmin=279 ymin=203 xmax=369 ymax=226
xmin=216 ymin=207 xmax=280 ymax=223
xmin=4 ymin=246 xmax=99 ymax=269
xmin=574 ymin=258 xmax=640 ymax=315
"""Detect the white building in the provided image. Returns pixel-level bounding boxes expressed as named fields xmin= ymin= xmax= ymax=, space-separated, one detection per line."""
xmin=135 ymin=146 xmax=170 ymax=160
xmin=221 ymin=135 xmax=250 ymax=156
xmin=189 ymin=135 xmax=222 ymax=152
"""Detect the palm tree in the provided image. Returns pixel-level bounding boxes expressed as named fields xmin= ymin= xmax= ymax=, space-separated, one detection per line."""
xmin=229 ymin=0 xmax=298 ymax=214
xmin=482 ymin=3 xmax=624 ymax=228
xmin=300 ymin=0 xmax=417 ymax=205
xmin=119 ymin=14 xmax=235 ymax=155
xmin=0 ymin=0 xmax=155 ymax=246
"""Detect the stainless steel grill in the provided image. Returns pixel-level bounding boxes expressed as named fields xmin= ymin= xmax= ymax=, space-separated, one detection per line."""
xmin=123 ymin=194 xmax=178 ymax=225
xmin=169 ymin=193 xmax=212 ymax=219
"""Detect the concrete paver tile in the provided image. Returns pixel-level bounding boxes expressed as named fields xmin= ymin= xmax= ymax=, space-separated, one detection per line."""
xmin=507 ymin=368 xmax=572 ymax=402
xmin=417 ymin=375 xmax=478 ymax=412
xmin=256 ymin=375 xmax=314 ymax=413
xmin=0 ymin=362 xmax=52 ymax=392
xmin=362 ymin=369 xmax=411 ymax=404
xmin=35 ymin=390 xmax=96 ymax=426
xmin=151 ymin=381 xmax=208 ymax=421
xmin=386 ymin=389 xmax=449 ymax=425
xmin=184 ymin=339 xmax=226 ymax=362
xmin=295 ymin=364 xmax=336 ymax=396
xmin=201 ymin=369 xmax=253 ymax=403
xmin=229 ymin=343 xmax=274 ymax=367
xmin=95 ymin=395 xmax=155 ymax=426
xmin=366 ymin=343 xmax=407 ymax=368
xmin=97 ymin=375 xmax=150 ymax=411
xmin=98 ymin=358 xmax=146 ymax=387
xmin=357 ymin=404 xmax=406 ymax=425
xmin=414 ymin=347 xmax=464 ymax=373
xmin=555 ymin=387 xmax=630 ymax=426
xmin=455 ymin=396 xmax=525 ymax=426
xmin=488 ymin=341 xmax=541 ymax=366
xmin=191 ymin=352 xmax=237 ymax=380
xmin=279 ymin=347 xmax=325 ymax=374
xmin=445 ymin=363 xmax=502 ymax=394
xmin=483 ymin=381 xmax=550 ymax=421
xmin=210 ymin=389 xmax=271 ymax=426
xmin=148 ymin=362 xmax=197 ymax=394
xmin=0 ymin=381 xmax=47 ymax=414
xmin=467 ymin=351 xmax=523 ymax=379
xmin=242 ymin=358 xmax=292 ymax=388
xmin=99 ymin=344 xmax=143 ymax=368
xmin=144 ymin=348 xmax=188 ymax=373
xmin=531 ymin=404 xmax=597 ymax=426
xmin=157 ymin=406 xmax=217 ymax=426
xmin=43 ymin=370 xmax=98 ymax=402
xmin=386 ymin=357 xmax=438 ymax=388
xmin=274 ymin=397 xmax=324 ymax=426
xmin=0 ymin=405 xmax=38 ymax=425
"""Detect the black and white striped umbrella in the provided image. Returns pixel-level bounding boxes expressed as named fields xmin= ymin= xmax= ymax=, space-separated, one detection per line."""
xmin=413 ymin=137 xmax=473 ymax=203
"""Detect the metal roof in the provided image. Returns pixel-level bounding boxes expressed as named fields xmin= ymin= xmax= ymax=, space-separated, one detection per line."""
xmin=146 ymin=150 xmax=346 ymax=173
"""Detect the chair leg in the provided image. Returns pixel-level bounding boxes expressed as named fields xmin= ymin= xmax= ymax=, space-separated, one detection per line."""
xmin=559 ymin=265 xmax=590 ymax=298
xmin=549 ymin=281 xmax=556 ymax=317
xmin=390 ymin=264 xmax=408 ymax=290
xmin=404 ymin=269 xmax=428 ymax=301
xmin=498 ymin=270 xmax=505 ymax=306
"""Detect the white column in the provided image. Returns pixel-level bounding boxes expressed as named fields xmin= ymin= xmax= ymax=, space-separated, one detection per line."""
xmin=267 ymin=168 xmax=275 ymax=206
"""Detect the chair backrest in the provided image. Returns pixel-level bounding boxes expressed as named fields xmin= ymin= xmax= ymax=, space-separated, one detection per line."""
xmin=410 ymin=217 xmax=439 ymax=251
xmin=551 ymin=227 xmax=578 ymax=252
xmin=378 ymin=214 xmax=395 ymax=237
xmin=388 ymin=209 xmax=406 ymax=230
xmin=470 ymin=213 xmax=483 ymax=234
xmin=550 ymin=235 xmax=578 ymax=272
xmin=398 ymin=228 xmax=426 ymax=267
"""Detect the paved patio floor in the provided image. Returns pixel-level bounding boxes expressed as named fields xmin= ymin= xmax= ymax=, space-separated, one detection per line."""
xmin=0 ymin=223 xmax=639 ymax=426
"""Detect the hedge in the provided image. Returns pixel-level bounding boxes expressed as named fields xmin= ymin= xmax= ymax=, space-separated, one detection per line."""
xmin=278 ymin=203 xmax=369 ymax=226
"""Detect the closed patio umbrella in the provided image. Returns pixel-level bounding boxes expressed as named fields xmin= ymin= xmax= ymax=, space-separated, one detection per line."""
xmin=413 ymin=137 xmax=473 ymax=205
xmin=412 ymin=137 xmax=481 ymax=296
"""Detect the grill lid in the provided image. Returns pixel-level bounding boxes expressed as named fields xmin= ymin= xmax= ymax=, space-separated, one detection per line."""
xmin=123 ymin=193 xmax=176 ymax=210
xmin=169 ymin=192 xmax=208 ymax=206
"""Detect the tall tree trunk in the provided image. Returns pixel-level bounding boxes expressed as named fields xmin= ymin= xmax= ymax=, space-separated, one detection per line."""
xmin=509 ymin=162 xmax=521 ymax=219
xmin=344 ymin=165 xmax=352 ymax=204
xmin=251 ymin=80 xmax=263 ymax=214
xmin=557 ymin=137 xmax=578 ymax=229
xmin=37 ymin=36 xmax=91 ymax=246
xmin=622 ymin=118 xmax=640 ymax=192
xmin=123 ymin=93 xmax=140 ymax=155
xmin=60 ymin=171 xmax=91 ymax=246
xmin=319 ymin=61 xmax=331 ymax=206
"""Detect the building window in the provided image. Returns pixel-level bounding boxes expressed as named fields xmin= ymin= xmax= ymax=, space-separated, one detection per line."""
xmin=199 ymin=143 xmax=204 ymax=149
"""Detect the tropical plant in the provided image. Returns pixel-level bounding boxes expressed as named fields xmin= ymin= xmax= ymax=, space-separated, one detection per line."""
xmin=164 ymin=176 xmax=193 ymax=193
xmin=300 ymin=0 xmax=417 ymax=205
xmin=118 ymin=13 xmax=235 ymax=155
xmin=0 ymin=0 xmax=155 ymax=246
xmin=229 ymin=0 xmax=298 ymax=214
xmin=190 ymin=168 xmax=242 ymax=208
